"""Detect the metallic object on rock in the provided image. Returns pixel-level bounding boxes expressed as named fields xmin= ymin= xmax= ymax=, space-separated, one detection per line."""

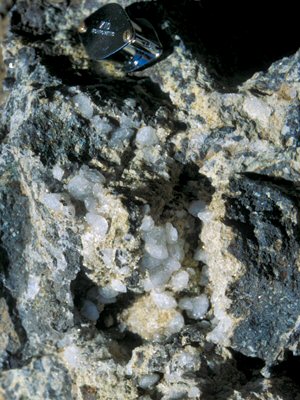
xmin=78 ymin=3 xmax=163 ymax=72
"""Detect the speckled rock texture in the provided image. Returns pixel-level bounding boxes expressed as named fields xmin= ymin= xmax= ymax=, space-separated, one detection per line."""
xmin=1 ymin=1 xmax=300 ymax=399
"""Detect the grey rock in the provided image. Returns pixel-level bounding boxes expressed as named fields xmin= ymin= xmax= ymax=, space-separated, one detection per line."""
xmin=0 ymin=356 xmax=73 ymax=399
xmin=1 ymin=0 xmax=300 ymax=399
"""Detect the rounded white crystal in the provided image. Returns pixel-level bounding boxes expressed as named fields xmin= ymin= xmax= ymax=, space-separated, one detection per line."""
xmin=98 ymin=295 xmax=117 ymax=304
xmin=143 ymin=226 xmax=166 ymax=244
xmin=25 ymin=275 xmax=40 ymax=300
xmin=138 ymin=374 xmax=160 ymax=389
xmin=179 ymin=295 xmax=209 ymax=320
xmin=91 ymin=115 xmax=113 ymax=134
xmin=197 ymin=210 xmax=212 ymax=223
xmin=151 ymin=291 xmax=177 ymax=309
xmin=148 ymin=268 xmax=172 ymax=287
xmin=200 ymin=265 xmax=209 ymax=286
xmin=73 ymin=93 xmax=94 ymax=119
xmin=167 ymin=241 xmax=185 ymax=261
xmin=178 ymin=297 xmax=193 ymax=312
xmin=99 ymin=286 xmax=118 ymax=300
xmin=80 ymin=165 xmax=105 ymax=184
xmin=67 ymin=175 xmax=92 ymax=200
xmin=145 ymin=242 xmax=168 ymax=260
xmin=111 ymin=279 xmax=127 ymax=293
xmin=164 ymin=257 xmax=181 ymax=273
xmin=80 ymin=300 xmax=99 ymax=321
xmin=85 ymin=213 xmax=108 ymax=237
xmin=42 ymin=193 xmax=63 ymax=213
xmin=188 ymin=200 xmax=206 ymax=217
xmin=63 ymin=345 xmax=81 ymax=369
xmin=188 ymin=387 xmax=201 ymax=398
xmin=170 ymin=270 xmax=189 ymax=291
xmin=84 ymin=197 xmax=98 ymax=213
xmin=136 ymin=126 xmax=158 ymax=146
xmin=165 ymin=222 xmax=178 ymax=243
xmin=140 ymin=215 xmax=155 ymax=231
xmin=193 ymin=248 xmax=208 ymax=263
xmin=167 ymin=312 xmax=185 ymax=334
xmin=140 ymin=254 xmax=162 ymax=270
xmin=52 ymin=164 xmax=64 ymax=181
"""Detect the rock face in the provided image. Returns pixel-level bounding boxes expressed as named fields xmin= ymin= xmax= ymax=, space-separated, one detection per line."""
xmin=0 ymin=1 xmax=300 ymax=399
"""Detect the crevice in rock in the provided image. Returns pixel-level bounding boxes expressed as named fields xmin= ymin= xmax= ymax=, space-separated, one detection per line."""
xmin=119 ymin=161 xmax=214 ymax=223
xmin=0 ymin=287 xmax=28 ymax=370
xmin=70 ymin=268 xmax=144 ymax=363
xmin=159 ymin=163 xmax=215 ymax=264
xmin=96 ymin=291 xmax=144 ymax=363
xmin=0 ymin=245 xmax=28 ymax=370
xmin=197 ymin=350 xmax=299 ymax=400
xmin=190 ymin=353 xmax=241 ymax=400
xmin=96 ymin=291 xmax=138 ymax=330
xmin=70 ymin=268 xmax=96 ymax=324
xmin=137 ymin=382 xmax=163 ymax=400
xmin=230 ymin=349 xmax=265 ymax=380
xmin=0 ymin=242 xmax=9 ymax=279
xmin=242 ymin=172 xmax=300 ymax=200
xmin=127 ymin=0 xmax=299 ymax=90
xmin=106 ymin=330 xmax=143 ymax=364
xmin=271 ymin=351 xmax=300 ymax=387
xmin=0 ymin=125 xmax=8 ymax=143
xmin=68 ymin=158 xmax=214 ymax=350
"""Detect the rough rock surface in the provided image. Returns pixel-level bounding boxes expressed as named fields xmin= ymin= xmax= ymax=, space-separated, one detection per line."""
xmin=0 ymin=1 xmax=300 ymax=399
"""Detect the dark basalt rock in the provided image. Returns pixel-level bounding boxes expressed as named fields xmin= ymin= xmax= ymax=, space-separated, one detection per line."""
xmin=224 ymin=175 xmax=300 ymax=363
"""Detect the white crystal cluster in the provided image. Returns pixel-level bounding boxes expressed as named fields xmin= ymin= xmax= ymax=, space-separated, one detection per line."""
xmin=140 ymin=215 xmax=186 ymax=292
xmin=138 ymin=373 xmax=160 ymax=390
xmin=42 ymin=164 xmax=113 ymax=243
xmin=162 ymin=348 xmax=202 ymax=399
xmin=79 ymin=280 xmax=128 ymax=322
xmin=126 ymin=202 xmax=211 ymax=338
xmin=66 ymin=166 xmax=131 ymax=314
xmin=72 ymin=93 xmax=94 ymax=119
xmin=127 ymin=345 xmax=202 ymax=399
xmin=66 ymin=166 xmax=130 ymax=276
xmin=42 ymin=192 xmax=75 ymax=217
xmin=178 ymin=295 xmax=209 ymax=320
xmin=135 ymin=126 xmax=163 ymax=166
xmin=43 ymin=162 xmax=211 ymax=332
xmin=67 ymin=165 xmax=109 ymax=239
xmin=188 ymin=199 xmax=212 ymax=224
xmin=43 ymin=164 xmax=134 ymax=321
